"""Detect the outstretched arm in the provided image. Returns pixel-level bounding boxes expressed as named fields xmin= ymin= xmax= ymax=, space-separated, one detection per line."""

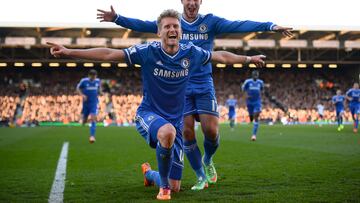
xmin=211 ymin=51 xmax=266 ymax=68
xmin=214 ymin=16 xmax=293 ymax=37
xmin=97 ymin=6 xmax=158 ymax=33
xmin=47 ymin=42 xmax=126 ymax=62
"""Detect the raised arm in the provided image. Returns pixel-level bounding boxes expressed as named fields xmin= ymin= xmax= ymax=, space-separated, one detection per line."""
xmin=97 ymin=6 xmax=158 ymax=33
xmin=47 ymin=42 xmax=126 ymax=62
xmin=214 ymin=15 xmax=293 ymax=37
xmin=211 ymin=51 xmax=266 ymax=68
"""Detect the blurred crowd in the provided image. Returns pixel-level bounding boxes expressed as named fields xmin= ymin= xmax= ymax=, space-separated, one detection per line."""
xmin=0 ymin=68 xmax=356 ymax=126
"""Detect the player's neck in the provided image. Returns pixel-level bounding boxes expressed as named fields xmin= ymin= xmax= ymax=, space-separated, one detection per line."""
xmin=182 ymin=13 xmax=198 ymax=23
xmin=162 ymin=44 xmax=179 ymax=56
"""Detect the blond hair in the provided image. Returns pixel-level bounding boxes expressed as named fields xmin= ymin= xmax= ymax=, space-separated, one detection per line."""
xmin=157 ymin=9 xmax=181 ymax=28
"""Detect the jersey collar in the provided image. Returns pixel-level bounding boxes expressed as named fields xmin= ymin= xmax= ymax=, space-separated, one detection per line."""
xmin=181 ymin=14 xmax=200 ymax=25
xmin=160 ymin=44 xmax=180 ymax=59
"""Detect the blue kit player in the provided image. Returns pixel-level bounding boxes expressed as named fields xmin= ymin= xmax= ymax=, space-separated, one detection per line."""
xmin=225 ymin=94 xmax=237 ymax=131
xmin=346 ymin=83 xmax=360 ymax=133
xmin=76 ymin=69 xmax=101 ymax=143
xmin=332 ymin=90 xmax=345 ymax=131
xmin=48 ymin=9 xmax=266 ymax=200
xmin=242 ymin=70 xmax=264 ymax=141
xmin=97 ymin=0 xmax=292 ymax=189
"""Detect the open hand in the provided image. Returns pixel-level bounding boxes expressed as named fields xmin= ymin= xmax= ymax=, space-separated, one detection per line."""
xmin=273 ymin=25 xmax=293 ymax=38
xmin=97 ymin=6 xmax=117 ymax=22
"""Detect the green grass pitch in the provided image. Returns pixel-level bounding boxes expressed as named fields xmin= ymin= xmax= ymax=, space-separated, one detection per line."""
xmin=0 ymin=124 xmax=359 ymax=202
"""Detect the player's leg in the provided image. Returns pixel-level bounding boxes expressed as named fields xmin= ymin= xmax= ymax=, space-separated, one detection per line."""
xmin=88 ymin=114 xmax=96 ymax=143
xmin=247 ymin=103 xmax=255 ymax=140
xmin=168 ymin=134 xmax=185 ymax=192
xmin=354 ymin=106 xmax=359 ymax=133
xmin=182 ymin=96 xmax=207 ymax=189
xmin=198 ymin=113 xmax=219 ymax=184
xmin=229 ymin=112 xmax=235 ymax=130
xmin=251 ymin=103 xmax=261 ymax=141
xmin=142 ymin=134 xmax=184 ymax=192
xmin=350 ymin=106 xmax=357 ymax=132
xmin=197 ymin=92 xmax=220 ymax=184
xmin=336 ymin=111 xmax=341 ymax=131
xmin=81 ymin=103 xmax=89 ymax=125
xmin=88 ymin=104 xmax=98 ymax=143
xmin=135 ymin=111 xmax=175 ymax=200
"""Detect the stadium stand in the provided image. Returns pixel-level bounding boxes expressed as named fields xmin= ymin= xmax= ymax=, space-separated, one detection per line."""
xmin=0 ymin=67 xmax=356 ymax=126
xmin=0 ymin=28 xmax=359 ymax=126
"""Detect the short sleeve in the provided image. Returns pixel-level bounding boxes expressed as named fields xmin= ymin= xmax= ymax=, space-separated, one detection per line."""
xmin=192 ymin=45 xmax=212 ymax=65
xmin=123 ymin=43 xmax=149 ymax=65
xmin=242 ymin=81 xmax=248 ymax=91
xmin=76 ymin=79 xmax=85 ymax=90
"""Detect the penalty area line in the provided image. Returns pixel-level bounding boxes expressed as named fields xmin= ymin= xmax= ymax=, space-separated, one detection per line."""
xmin=48 ymin=142 xmax=69 ymax=203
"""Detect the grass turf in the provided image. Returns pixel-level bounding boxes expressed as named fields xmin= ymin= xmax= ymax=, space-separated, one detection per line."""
xmin=0 ymin=124 xmax=359 ymax=202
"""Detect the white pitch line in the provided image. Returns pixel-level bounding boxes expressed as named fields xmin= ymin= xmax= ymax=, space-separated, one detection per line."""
xmin=49 ymin=142 xmax=69 ymax=203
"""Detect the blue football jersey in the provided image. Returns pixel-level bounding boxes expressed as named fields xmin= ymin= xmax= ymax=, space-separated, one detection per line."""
xmin=114 ymin=14 xmax=274 ymax=93
xmin=242 ymin=79 xmax=264 ymax=103
xmin=346 ymin=88 xmax=360 ymax=106
xmin=226 ymin=98 xmax=237 ymax=113
xmin=332 ymin=95 xmax=345 ymax=110
xmin=76 ymin=78 xmax=101 ymax=103
xmin=123 ymin=41 xmax=211 ymax=124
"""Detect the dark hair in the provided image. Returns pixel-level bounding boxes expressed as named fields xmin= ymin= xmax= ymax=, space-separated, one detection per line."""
xmin=89 ymin=69 xmax=97 ymax=76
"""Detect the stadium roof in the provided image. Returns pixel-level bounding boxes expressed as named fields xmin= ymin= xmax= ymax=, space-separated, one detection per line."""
xmin=1 ymin=0 xmax=360 ymax=31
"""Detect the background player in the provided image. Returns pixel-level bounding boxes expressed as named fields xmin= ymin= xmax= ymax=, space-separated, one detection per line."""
xmin=97 ymin=0 xmax=292 ymax=189
xmin=242 ymin=70 xmax=264 ymax=141
xmin=48 ymin=9 xmax=266 ymax=199
xmin=317 ymin=103 xmax=325 ymax=127
xmin=346 ymin=83 xmax=360 ymax=133
xmin=225 ymin=94 xmax=237 ymax=131
xmin=76 ymin=69 xmax=101 ymax=143
xmin=332 ymin=90 xmax=345 ymax=131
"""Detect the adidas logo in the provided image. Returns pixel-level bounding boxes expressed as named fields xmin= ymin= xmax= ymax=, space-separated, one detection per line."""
xmin=156 ymin=61 xmax=163 ymax=66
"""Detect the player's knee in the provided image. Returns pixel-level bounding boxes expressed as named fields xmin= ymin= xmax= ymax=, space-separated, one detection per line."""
xmin=254 ymin=114 xmax=260 ymax=121
xmin=249 ymin=115 xmax=254 ymax=122
xmin=183 ymin=126 xmax=195 ymax=141
xmin=157 ymin=124 xmax=176 ymax=148
xmin=202 ymin=125 xmax=218 ymax=140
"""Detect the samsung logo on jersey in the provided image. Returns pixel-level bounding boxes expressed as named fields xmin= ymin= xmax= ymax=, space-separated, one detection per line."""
xmin=182 ymin=33 xmax=208 ymax=41
xmin=153 ymin=68 xmax=189 ymax=78
xmin=249 ymin=86 xmax=260 ymax=90
xmin=86 ymin=87 xmax=98 ymax=90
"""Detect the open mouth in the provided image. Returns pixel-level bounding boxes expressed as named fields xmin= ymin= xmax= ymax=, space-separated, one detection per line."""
xmin=187 ymin=7 xmax=196 ymax=14
xmin=168 ymin=36 xmax=177 ymax=39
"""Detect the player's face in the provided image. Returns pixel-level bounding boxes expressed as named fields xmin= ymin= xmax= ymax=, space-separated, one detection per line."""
xmin=182 ymin=0 xmax=201 ymax=19
xmin=336 ymin=90 xmax=341 ymax=95
xmin=89 ymin=74 xmax=97 ymax=80
xmin=252 ymin=71 xmax=259 ymax=80
xmin=158 ymin=17 xmax=182 ymax=47
xmin=229 ymin=94 xmax=234 ymax=99
xmin=354 ymin=83 xmax=359 ymax=89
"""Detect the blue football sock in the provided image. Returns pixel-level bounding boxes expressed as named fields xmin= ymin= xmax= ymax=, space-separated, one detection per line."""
xmin=145 ymin=170 xmax=160 ymax=186
xmin=252 ymin=122 xmax=259 ymax=135
xmin=203 ymin=135 xmax=219 ymax=165
xmin=90 ymin=121 xmax=96 ymax=136
xmin=156 ymin=143 xmax=173 ymax=188
xmin=230 ymin=120 xmax=234 ymax=128
xmin=337 ymin=116 xmax=341 ymax=126
xmin=340 ymin=117 xmax=343 ymax=125
xmin=184 ymin=139 xmax=206 ymax=180
xmin=356 ymin=119 xmax=359 ymax=129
